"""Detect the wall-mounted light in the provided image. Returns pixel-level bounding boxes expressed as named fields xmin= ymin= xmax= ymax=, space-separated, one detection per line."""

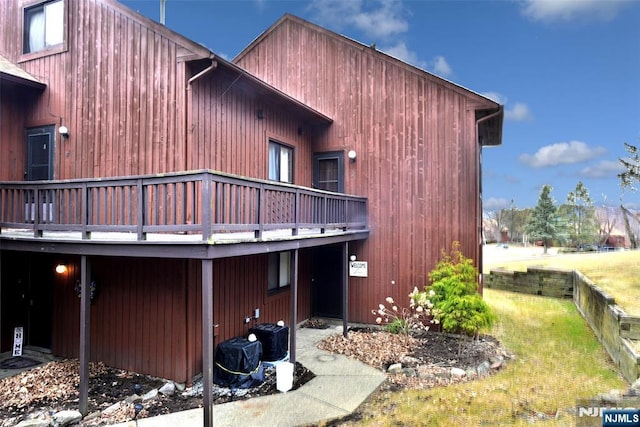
xmin=55 ymin=264 xmax=68 ymax=274
xmin=256 ymin=109 xmax=264 ymax=120
xmin=59 ymin=125 xmax=69 ymax=138
xmin=350 ymin=255 xmax=356 ymax=262
xmin=347 ymin=150 xmax=357 ymax=161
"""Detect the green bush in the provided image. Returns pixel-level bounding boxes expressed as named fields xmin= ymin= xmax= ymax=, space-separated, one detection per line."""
xmin=426 ymin=242 xmax=495 ymax=336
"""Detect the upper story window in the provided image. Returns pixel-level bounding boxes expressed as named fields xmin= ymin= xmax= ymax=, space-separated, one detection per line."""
xmin=268 ymin=140 xmax=293 ymax=183
xmin=23 ymin=0 xmax=64 ymax=54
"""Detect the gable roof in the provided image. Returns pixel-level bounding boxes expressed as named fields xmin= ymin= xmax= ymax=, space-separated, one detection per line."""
xmin=109 ymin=1 xmax=331 ymax=125
xmin=0 ymin=54 xmax=45 ymax=89
xmin=235 ymin=13 xmax=503 ymax=145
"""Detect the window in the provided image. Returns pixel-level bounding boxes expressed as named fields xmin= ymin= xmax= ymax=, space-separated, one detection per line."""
xmin=268 ymin=252 xmax=291 ymax=292
xmin=313 ymin=152 xmax=344 ymax=192
xmin=23 ymin=0 xmax=64 ymax=54
xmin=268 ymin=141 xmax=293 ymax=183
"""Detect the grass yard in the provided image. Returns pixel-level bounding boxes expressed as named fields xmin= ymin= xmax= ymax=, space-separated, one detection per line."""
xmin=483 ymin=249 xmax=640 ymax=314
xmin=353 ymin=289 xmax=626 ymax=426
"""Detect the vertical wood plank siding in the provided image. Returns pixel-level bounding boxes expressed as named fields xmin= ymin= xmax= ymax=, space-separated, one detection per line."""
xmin=1 ymin=2 xmax=320 ymax=382
xmin=0 ymin=0 xmax=187 ymax=179
xmin=237 ymin=17 xmax=493 ymax=322
xmin=50 ymin=254 xmax=311 ymax=383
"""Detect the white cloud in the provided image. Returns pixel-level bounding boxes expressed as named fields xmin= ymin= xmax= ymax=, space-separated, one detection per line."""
xmin=480 ymin=92 xmax=533 ymax=122
xmin=383 ymin=42 xmax=427 ymax=69
xmin=519 ymin=140 xmax=607 ymax=168
xmin=579 ymin=160 xmax=625 ymax=179
xmin=308 ymin=0 xmax=408 ymax=40
xmin=521 ymin=0 xmax=630 ymax=23
xmin=432 ymin=55 xmax=452 ymax=78
xmin=484 ymin=197 xmax=511 ymax=211
xmin=505 ymin=102 xmax=533 ymax=121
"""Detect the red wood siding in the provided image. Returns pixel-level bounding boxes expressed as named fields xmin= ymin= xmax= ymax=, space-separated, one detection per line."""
xmin=50 ymin=253 xmax=311 ymax=383
xmin=236 ymin=17 xmax=498 ymax=322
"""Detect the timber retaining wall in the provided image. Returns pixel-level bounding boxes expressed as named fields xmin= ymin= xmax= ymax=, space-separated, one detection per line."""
xmin=486 ymin=266 xmax=640 ymax=383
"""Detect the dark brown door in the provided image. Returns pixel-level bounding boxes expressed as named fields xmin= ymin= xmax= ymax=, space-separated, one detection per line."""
xmin=311 ymin=245 xmax=343 ymax=318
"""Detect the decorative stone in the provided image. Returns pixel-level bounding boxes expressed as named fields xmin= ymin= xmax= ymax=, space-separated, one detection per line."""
xmin=84 ymin=411 xmax=102 ymax=421
xmin=175 ymin=382 xmax=186 ymax=392
xmin=142 ymin=388 xmax=159 ymax=402
xmin=491 ymin=360 xmax=503 ymax=369
xmin=402 ymin=368 xmax=417 ymax=377
xmin=125 ymin=394 xmax=142 ymax=404
xmin=102 ymin=402 xmax=121 ymax=415
xmin=52 ymin=410 xmax=82 ymax=427
xmin=159 ymin=381 xmax=176 ymax=396
xmin=450 ymin=367 xmax=466 ymax=378
xmin=476 ymin=361 xmax=491 ymax=376
xmin=466 ymin=368 xmax=477 ymax=378
xmin=15 ymin=420 xmax=49 ymax=427
xmin=387 ymin=363 xmax=402 ymax=373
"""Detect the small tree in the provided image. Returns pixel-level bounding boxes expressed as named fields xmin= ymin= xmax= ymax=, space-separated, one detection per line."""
xmin=564 ymin=181 xmax=598 ymax=247
xmin=421 ymin=242 xmax=495 ymax=337
xmin=525 ymin=185 xmax=567 ymax=253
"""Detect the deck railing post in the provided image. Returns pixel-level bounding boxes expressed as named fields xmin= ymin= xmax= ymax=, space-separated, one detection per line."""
xmin=321 ymin=195 xmax=327 ymax=234
xmin=255 ymin=183 xmax=264 ymax=239
xmin=81 ymin=183 xmax=89 ymax=239
xmin=293 ymin=189 xmax=299 ymax=236
xmin=202 ymin=173 xmax=212 ymax=242
xmin=136 ymin=179 xmax=146 ymax=241
xmin=33 ymin=187 xmax=42 ymax=237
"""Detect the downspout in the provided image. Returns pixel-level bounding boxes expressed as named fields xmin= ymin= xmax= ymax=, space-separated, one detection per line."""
xmin=185 ymin=58 xmax=217 ymax=171
xmin=474 ymin=107 xmax=502 ymax=293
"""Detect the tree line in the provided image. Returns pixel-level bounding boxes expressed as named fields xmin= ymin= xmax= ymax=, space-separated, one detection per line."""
xmin=486 ymin=142 xmax=640 ymax=253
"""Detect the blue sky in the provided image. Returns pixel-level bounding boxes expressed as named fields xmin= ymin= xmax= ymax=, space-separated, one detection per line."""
xmin=121 ymin=0 xmax=640 ymax=210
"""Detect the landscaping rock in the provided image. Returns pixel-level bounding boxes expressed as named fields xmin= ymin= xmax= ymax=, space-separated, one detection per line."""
xmin=402 ymin=368 xmax=417 ymax=377
xmin=159 ymin=381 xmax=176 ymax=396
xmin=476 ymin=361 xmax=491 ymax=376
xmin=15 ymin=420 xmax=49 ymax=427
xmin=387 ymin=363 xmax=402 ymax=373
xmin=451 ymin=367 xmax=466 ymax=378
xmin=52 ymin=410 xmax=82 ymax=426
xmin=466 ymin=368 xmax=477 ymax=378
xmin=141 ymin=388 xmax=158 ymax=402
xmin=102 ymin=402 xmax=122 ymax=415
xmin=124 ymin=394 xmax=142 ymax=404
xmin=632 ymin=377 xmax=640 ymax=391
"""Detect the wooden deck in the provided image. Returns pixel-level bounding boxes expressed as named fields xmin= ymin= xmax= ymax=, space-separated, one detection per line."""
xmin=0 ymin=170 xmax=368 ymax=257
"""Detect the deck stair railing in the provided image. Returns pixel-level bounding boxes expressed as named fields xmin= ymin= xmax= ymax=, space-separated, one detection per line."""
xmin=0 ymin=170 xmax=367 ymax=241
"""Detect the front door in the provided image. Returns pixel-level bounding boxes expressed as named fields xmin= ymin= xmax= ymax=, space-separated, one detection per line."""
xmin=311 ymin=245 xmax=343 ymax=318
xmin=313 ymin=152 xmax=344 ymax=192
xmin=0 ymin=252 xmax=53 ymax=352
xmin=26 ymin=125 xmax=55 ymax=180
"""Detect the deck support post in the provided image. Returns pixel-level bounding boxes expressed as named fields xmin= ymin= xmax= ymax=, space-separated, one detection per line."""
xmin=79 ymin=255 xmax=91 ymax=416
xmin=289 ymin=249 xmax=299 ymax=363
xmin=342 ymin=242 xmax=349 ymax=337
xmin=202 ymin=259 xmax=214 ymax=427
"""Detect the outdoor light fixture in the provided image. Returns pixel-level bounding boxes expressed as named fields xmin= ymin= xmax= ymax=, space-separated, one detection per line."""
xmin=347 ymin=150 xmax=357 ymax=161
xmin=55 ymin=264 xmax=68 ymax=274
xmin=256 ymin=109 xmax=264 ymax=119
xmin=58 ymin=125 xmax=69 ymax=138
xmin=350 ymin=255 xmax=356 ymax=261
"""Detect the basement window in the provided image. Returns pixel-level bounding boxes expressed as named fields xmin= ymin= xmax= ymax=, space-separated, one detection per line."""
xmin=268 ymin=252 xmax=291 ymax=293
xmin=23 ymin=0 xmax=64 ymax=55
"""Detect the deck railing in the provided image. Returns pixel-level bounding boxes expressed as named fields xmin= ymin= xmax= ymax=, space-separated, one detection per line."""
xmin=0 ymin=170 xmax=368 ymax=241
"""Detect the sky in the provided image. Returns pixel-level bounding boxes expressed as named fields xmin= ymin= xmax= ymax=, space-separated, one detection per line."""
xmin=121 ymin=0 xmax=640 ymax=210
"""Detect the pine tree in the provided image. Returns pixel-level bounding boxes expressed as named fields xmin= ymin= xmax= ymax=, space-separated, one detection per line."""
xmin=525 ymin=185 xmax=567 ymax=254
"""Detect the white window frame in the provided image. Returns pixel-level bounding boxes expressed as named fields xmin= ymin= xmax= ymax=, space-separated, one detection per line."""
xmin=268 ymin=140 xmax=293 ymax=184
xmin=268 ymin=252 xmax=291 ymax=293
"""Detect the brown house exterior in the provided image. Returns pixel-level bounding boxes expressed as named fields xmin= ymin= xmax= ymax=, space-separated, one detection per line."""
xmin=0 ymin=1 xmax=501 ymax=423
xmin=235 ymin=14 xmax=502 ymax=321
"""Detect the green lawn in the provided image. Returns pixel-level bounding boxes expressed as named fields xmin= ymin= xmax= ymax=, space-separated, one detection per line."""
xmin=350 ymin=289 xmax=626 ymax=426
xmin=484 ymin=249 xmax=640 ymax=314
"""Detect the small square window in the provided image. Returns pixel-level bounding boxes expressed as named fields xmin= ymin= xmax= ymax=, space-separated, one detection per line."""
xmin=268 ymin=252 xmax=291 ymax=292
xmin=268 ymin=141 xmax=293 ymax=183
xmin=24 ymin=0 xmax=64 ymax=54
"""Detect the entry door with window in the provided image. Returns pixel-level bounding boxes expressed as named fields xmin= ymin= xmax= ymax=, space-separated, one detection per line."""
xmin=313 ymin=152 xmax=344 ymax=192
xmin=26 ymin=126 xmax=55 ymax=181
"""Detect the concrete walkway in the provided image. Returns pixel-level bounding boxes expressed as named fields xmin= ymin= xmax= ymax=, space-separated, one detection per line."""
xmin=116 ymin=325 xmax=386 ymax=427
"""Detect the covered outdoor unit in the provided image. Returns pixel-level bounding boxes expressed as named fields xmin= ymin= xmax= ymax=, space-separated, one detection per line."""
xmin=214 ymin=337 xmax=264 ymax=388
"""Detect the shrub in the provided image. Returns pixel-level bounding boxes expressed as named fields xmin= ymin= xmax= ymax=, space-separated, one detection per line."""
xmin=372 ymin=293 xmax=432 ymax=335
xmin=424 ymin=242 xmax=495 ymax=337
